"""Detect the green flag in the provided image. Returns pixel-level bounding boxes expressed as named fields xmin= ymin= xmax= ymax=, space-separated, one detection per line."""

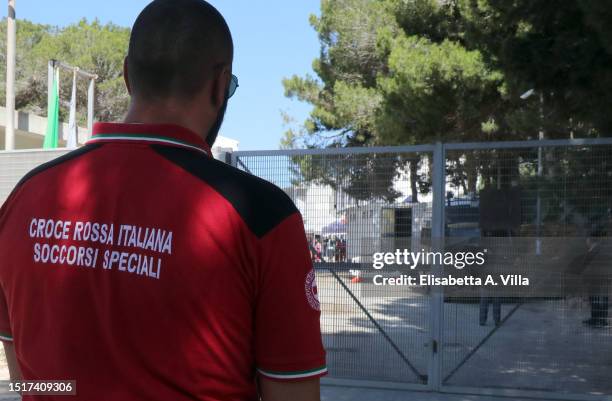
xmin=43 ymin=76 xmax=59 ymax=149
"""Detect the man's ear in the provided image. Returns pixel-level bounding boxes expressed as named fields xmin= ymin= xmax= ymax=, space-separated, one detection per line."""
xmin=123 ymin=57 xmax=132 ymax=95
xmin=211 ymin=68 xmax=230 ymax=109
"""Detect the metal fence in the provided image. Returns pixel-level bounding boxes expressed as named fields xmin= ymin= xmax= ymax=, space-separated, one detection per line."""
xmin=232 ymin=138 xmax=612 ymax=401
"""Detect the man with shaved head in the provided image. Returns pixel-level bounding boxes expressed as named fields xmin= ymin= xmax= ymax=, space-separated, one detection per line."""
xmin=0 ymin=1 xmax=326 ymax=400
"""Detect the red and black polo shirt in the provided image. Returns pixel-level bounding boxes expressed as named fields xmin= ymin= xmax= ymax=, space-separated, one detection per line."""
xmin=0 ymin=123 xmax=326 ymax=401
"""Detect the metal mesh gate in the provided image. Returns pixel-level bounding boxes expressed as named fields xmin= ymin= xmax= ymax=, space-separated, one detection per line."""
xmin=440 ymin=141 xmax=612 ymax=399
xmin=231 ymin=148 xmax=435 ymax=387
xmin=233 ymin=139 xmax=612 ymax=401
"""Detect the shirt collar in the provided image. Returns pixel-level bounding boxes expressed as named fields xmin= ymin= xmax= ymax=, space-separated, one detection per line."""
xmin=87 ymin=122 xmax=212 ymax=157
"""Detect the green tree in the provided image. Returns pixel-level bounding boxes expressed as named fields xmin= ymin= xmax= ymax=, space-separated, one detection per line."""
xmin=461 ymin=0 xmax=612 ymax=137
xmin=283 ymin=0 xmax=612 ymax=202
xmin=0 ymin=19 xmax=52 ymax=114
xmin=283 ymin=0 xmax=503 ymax=200
xmin=0 ymin=18 xmax=130 ymax=125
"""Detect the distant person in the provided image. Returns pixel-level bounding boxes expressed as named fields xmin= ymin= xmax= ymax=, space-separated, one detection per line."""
xmin=477 ymin=187 xmax=521 ymax=328
xmin=479 ymin=294 xmax=501 ymax=327
xmin=314 ymin=237 xmax=322 ymax=263
xmin=327 ymin=235 xmax=334 ymax=261
xmin=308 ymin=238 xmax=317 ymax=262
xmin=585 ymin=293 xmax=609 ymax=327
xmin=0 ymin=1 xmax=325 ymax=400
xmin=326 ymin=236 xmax=335 ymax=261
xmin=581 ymin=226 xmax=610 ymax=328
xmin=479 ymin=229 xmax=507 ymax=327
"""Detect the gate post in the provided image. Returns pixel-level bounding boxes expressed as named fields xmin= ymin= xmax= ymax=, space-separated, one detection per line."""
xmin=225 ymin=150 xmax=235 ymax=166
xmin=428 ymin=141 xmax=446 ymax=390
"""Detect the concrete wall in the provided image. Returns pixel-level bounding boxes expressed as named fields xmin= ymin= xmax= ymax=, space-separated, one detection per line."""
xmin=0 ymin=149 xmax=71 ymax=203
xmin=0 ymin=106 xmax=89 ymax=150
xmin=0 ymin=145 xmax=238 ymax=205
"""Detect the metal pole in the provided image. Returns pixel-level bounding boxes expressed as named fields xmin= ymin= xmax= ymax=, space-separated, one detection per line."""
xmin=87 ymin=78 xmax=95 ymax=137
xmin=4 ymin=0 xmax=16 ymax=150
xmin=47 ymin=60 xmax=55 ymax=118
xmin=428 ymin=142 xmax=446 ymax=390
xmin=54 ymin=60 xmax=97 ymax=79
xmin=535 ymin=92 xmax=544 ymax=255
xmin=56 ymin=66 xmax=60 ymax=99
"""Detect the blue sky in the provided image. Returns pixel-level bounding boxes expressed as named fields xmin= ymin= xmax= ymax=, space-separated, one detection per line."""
xmin=10 ymin=0 xmax=320 ymax=150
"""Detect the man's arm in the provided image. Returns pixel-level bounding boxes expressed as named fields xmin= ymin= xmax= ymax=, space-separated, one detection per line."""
xmin=2 ymin=341 xmax=21 ymax=380
xmin=254 ymin=212 xmax=326 ymax=397
xmin=259 ymin=377 xmax=320 ymax=401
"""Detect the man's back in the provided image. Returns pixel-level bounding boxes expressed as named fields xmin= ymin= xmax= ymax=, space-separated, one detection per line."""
xmin=0 ymin=123 xmax=326 ymax=401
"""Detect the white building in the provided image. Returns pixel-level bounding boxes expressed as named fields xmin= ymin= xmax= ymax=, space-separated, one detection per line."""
xmin=283 ymin=184 xmax=356 ymax=234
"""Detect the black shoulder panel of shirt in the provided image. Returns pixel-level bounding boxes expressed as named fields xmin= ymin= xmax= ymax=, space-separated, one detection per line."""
xmin=16 ymin=144 xmax=103 ymax=189
xmin=152 ymin=145 xmax=299 ymax=238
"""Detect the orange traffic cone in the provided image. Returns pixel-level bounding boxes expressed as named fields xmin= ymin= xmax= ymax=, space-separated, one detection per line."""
xmin=351 ymin=270 xmax=363 ymax=283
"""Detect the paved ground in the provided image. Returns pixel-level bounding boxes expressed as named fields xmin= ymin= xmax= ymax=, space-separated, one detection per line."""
xmin=321 ymin=385 xmax=564 ymax=401
xmin=318 ymin=272 xmax=612 ymax=397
